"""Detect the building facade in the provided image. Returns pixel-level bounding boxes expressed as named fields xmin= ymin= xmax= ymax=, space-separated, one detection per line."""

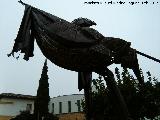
xmin=0 ymin=93 xmax=35 ymax=117
xmin=0 ymin=93 xmax=84 ymax=118
xmin=49 ymin=94 xmax=84 ymax=114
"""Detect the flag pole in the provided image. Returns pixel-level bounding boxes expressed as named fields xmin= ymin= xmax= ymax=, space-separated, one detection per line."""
xmin=18 ymin=0 xmax=27 ymax=6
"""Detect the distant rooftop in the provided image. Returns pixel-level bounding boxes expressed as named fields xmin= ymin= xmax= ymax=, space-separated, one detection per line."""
xmin=54 ymin=94 xmax=84 ymax=98
xmin=0 ymin=93 xmax=84 ymax=100
xmin=0 ymin=93 xmax=36 ymax=100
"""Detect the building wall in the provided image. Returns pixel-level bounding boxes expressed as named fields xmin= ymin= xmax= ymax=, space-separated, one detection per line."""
xmin=0 ymin=98 xmax=34 ymax=116
xmin=0 ymin=94 xmax=84 ymax=117
xmin=49 ymin=94 xmax=84 ymax=114
xmin=58 ymin=112 xmax=85 ymax=120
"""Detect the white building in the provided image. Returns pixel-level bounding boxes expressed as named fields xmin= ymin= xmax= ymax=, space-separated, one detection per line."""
xmin=49 ymin=94 xmax=84 ymax=114
xmin=0 ymin=93 xmax=35 ymax=116
xmin=0 ymin=93 xmax=84 ymax=117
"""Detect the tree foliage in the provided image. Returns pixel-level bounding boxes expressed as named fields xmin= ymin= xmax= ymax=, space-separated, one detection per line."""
xmin=85 ymin=68 xmax=160 ymax=120
xmin=34 ymin=60 xmax=59 ymax=120
xmin=34 ymin=59 xmax=50 ymax=120
xmin=10 ymin=111 xmax=34 ymax=120
xmin=10 ymin=60 xmax=58 ymax=120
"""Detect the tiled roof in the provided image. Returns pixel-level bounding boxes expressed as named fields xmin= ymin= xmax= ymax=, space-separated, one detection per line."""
xmin=0 ymin=93 xmax=36 ymax=100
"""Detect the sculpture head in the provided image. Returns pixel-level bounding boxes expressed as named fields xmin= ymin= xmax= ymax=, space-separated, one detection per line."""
xmin=103 ymin=37 xmax=144 ymax=85
xmin=120 ymin=48 xmax=144 ymax=85
xmin=71 ymin=17 xmax=97 ymax=27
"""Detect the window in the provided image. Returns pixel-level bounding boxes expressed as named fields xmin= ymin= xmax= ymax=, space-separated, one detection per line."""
xmin=59 ymin=102 xmax=62 ymax=114
xmin=52 ymin=103 xmax=54 ymax=113
xmin=77 ymin=100 xmax=81 ymax=112
xmin=26 ymin=104 xmax=32 ymax=112
xmin=68 ymin=101 xmax=71 ymax=113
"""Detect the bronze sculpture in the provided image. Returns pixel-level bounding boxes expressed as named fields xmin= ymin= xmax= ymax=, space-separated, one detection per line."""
xmin=8 ymin=1 xmax=160 ymax=120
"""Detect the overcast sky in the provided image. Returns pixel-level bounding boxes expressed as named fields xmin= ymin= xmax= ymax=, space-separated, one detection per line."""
xmin=0 ymin=0 xmax=160 ymax=98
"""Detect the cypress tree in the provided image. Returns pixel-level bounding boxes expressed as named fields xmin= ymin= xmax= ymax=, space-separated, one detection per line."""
xmin=34 ymin=59 xmax=50 ymax=120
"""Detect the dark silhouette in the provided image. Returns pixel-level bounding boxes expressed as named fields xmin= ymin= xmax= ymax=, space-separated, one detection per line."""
xmin=34 ymin=60 xmax=50 ymax=120
xmin=10 ymin=111 xmax=34 ymax=120
xmin=82 ymin=68 xmax=160 ymax=120
xmin=8 ymin=1 xmax=160 ymax=120
xmin=9 ymin=60 xmax=58 ymax=120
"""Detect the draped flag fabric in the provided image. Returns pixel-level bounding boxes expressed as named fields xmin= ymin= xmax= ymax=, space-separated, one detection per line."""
xmin=8 ymin=5 xmax=104 ymax=60
xmin=8 ymin=4 xmax=143 ymax=90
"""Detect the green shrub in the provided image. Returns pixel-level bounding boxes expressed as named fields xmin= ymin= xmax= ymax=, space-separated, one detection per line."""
xmin=10 ymin=111 xmax=34 ymax=120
